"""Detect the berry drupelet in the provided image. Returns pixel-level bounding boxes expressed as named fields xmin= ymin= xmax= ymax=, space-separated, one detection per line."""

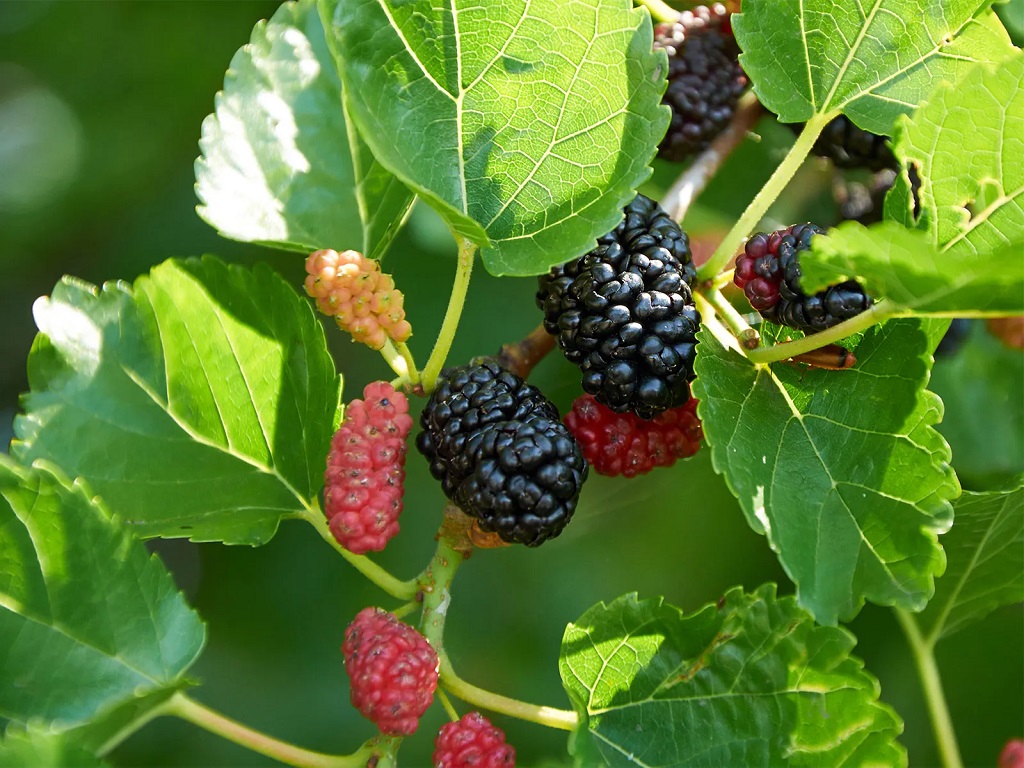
xmin=734 ymin=223 xmax=873 ymax=333
xmin=417 ymin=361 xmax=587 ymax=546
xmin=537 ymin=194 xmax=700 ymax=419
xmin=653 ymin=4 xmax=748 ymax=162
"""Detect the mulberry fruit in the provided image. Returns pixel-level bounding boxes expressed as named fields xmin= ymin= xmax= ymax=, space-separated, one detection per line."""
xmin=324 ymin=382 xmax=413 ymax=554
xmin=433 ymin=712 xmax=516 ymax=768
xmin=537 ymin=194 xmax=700 ymax=419
xmin=794 ymin=115 xmax=896 ymax=172
xmin=564 ymin=393 xmax=702 ymax=478
xmin=305 ymin=249 xmax=412 ymax=349
xmin=343 ymin=607 xmax=438 ymax=735
xmin=653 ymin=4 xmax=748 ymax=162
xmin=734 ymin=224 xmax=872 ymax=333
xmin=417 ymin=361 xmax=587 ymax=546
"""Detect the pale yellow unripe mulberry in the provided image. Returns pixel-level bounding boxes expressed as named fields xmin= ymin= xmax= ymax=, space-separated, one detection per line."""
xmin=304 ymin=249 xmax=412 ymax=350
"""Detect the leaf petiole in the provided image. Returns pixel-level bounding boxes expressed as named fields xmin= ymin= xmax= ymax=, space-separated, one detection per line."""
xmin=422 ymin=236 xmax=476 ymax=393
xmin=745 ymin=300 xmax=895 ymax=364
xmin=698 ymin=111 xmax=834 ymax=281
xmin=167 ymin=692 xmax=369 ymax=768
xmin=894 ymin=610 xmax=964 ymax=768
xmin=302 ymin=506 xmax=419 ymax=600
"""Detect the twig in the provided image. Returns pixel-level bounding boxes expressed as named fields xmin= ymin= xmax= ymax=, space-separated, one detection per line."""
xmin=661 ymin=92 xmax=765 ymax=224
xmin=496 ymin=324 xmax=556 ymax=379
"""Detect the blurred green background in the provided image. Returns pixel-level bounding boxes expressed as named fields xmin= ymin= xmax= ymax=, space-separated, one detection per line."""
xmin=1 ymin=2 xmax=1020 ymax=766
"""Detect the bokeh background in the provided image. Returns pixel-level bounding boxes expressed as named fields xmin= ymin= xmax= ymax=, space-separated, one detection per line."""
xmin=1 ymin=2 xmax=1021 ymax=766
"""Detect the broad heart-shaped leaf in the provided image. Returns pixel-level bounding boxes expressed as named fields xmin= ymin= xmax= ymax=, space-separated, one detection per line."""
xmin=0 ymin=726 xmax=107 ymax=768
xmin=692 ymin=320 xmax=958 ymax=624
xmin=734 ymin=0 xmax=1013 ymax=134
xmin=560 ymin=586 xmax=906 ymax=767
xmin=801 ymin=222 xmax=1024 ymax=316
xmin=13 ymin=257 xmax=340 ymax=545
xmin=195 ymin=0 xmax=414 ymax=259
xmin=320 ymin=0 xmax=669 ymax=276
xmin=888 ymin=52 xmax=1024 ymax=260
xmin=914 ymin=486 xmax=1024 ymax=644
xmin=0 ymin=458 xmax=204 ymax=730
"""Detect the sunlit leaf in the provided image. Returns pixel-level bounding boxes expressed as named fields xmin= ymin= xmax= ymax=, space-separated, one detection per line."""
xmin=0 ymin=458 xmax=204 ymax=730
xmin=560 ymin=586 xmax=905 ymax=766
xmin=802 ymin=222 xmax=1024 ymax=316
xmin=196 ymin=0 xmax=413 ymax=259
xmin=734 ymin=0 xmax=1013 ymax=133
xmin=14 ymin=257 xmax=340 ymax=545
xmin=320 ymin=0 xmax=669 ymax=276
xmin=693 ymin=320 xmax=958 ymax=624
xmin=0 ymin=726 xmax=106 ymax=768
xmin=916 ymin=486 xmax=1023 ymax=643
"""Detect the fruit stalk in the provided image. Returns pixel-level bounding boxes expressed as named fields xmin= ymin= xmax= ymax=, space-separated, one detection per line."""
xmin=423 ymin=236 xmax=476 ymax=393
xmin=635 ymin=0 xmax=680 ymax=24
xmin=699 ymin=112 xmax=833 ymax=281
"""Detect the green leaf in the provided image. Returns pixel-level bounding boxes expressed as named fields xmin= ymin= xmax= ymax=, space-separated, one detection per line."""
xmin=692 ymin=320 xmax=958 ymax=624
xmin=801 ymin=222 xmax=1024 ymax=316
xmin=734 ymin=0 xmax=1013 ymax=133
xmin=320 ymin=0 xmax=669 ymax=276
xmin=195 ymin=0 xmax=414 ymax=259
xmin=0 ymin=726 xmax=106 ymax=768
xmin=0 ymin=458 xmax=204 ymax=730
xmin=915 ymin=486 xmax=1024 ymax=643
xmin=930 ymin=323 xmax=1024 ymax=488
xmin=888 ymin=52 xmax=1024 ymax=259
xmin=560 ymin=586 xmax=906 ymax=767
xmin=13 ymin=257 xmax=340 ymax=545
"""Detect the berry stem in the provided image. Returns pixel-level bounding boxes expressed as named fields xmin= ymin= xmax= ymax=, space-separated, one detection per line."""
xmin=379 ymin=338 xmax=413 ymax=383
xmin=700 ymin=286 xmax=760 ymax=350
xmin=744 ymin=300 xmax=895 ymax=365
xmin=661 ymin=92 xmax=765 ymax=223
xmin=439 ymin=664 xmax=579 ymax=732
xmin=893 ymin=609 xmax=964 ymax=768
xmin=497 ymin=323 xmax=556 ymax=379
xmin=167 ymin=693 xmax=369 ymax=768
xmin=437 ymin=688 xmax=461 ymax=722
xmin=698 ymin=111 xmax=835 ymax=282
xmin=693 ymin=293 xmax=746 ymax=355
xmin=303 ymin=506 xmax=419 ymax=600
xmin=635 ymin=0 xmax=680 ymax=24
xmin=396 ymin=341 xmax=421 ymax=385
xmin=422 ymin=236 xmax=477 ymax=393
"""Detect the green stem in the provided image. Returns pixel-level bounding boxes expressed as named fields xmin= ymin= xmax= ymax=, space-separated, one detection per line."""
xmin=894 ymin=610 xmax=964 ymax=768
xmin=422 ymin=237 xmax=476 ymax=393
xmin=396 ymin=341 xmax=421 ymax=385
xmin=701 ymin=287 xmax=759 ymax=349
xmin=418 ymin=535 xmax=467 ymax=649
xmin=167 ymin=693 xmax=366 ymax=768
xmin=303 ymin=507 xmax=418 ymax=600
xmin=694 ymin=293 xmax=745 ymax=355
xmin=97 ymin=697 xmax=175 ymax=756
xmin=745 ymin=300 xmax=896 ymax=365
xmin=379 ymin=338 xmax=411 ymax=383
xmin=698 ymin=112 xmax=834 ymax=282
xmin=440 ymin=663 xmax=578 ymax=732
xmin=635 ymin=0 xmax=680 ymax=23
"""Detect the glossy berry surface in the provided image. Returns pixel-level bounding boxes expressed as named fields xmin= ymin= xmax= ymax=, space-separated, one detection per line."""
xmin=654 ymin=4 xmax=748 ymax=161
xmin=418 ymin=361 xmax=587 ymax=546
xmin=324 ymin=382 xmax=413 ymax=554
xmin=342 ymin=607 xmax=438 ymax=736
xmin=564 ymin=394 xmax=702 ymax=478
xmin=537 ymin=194 xmax=700 ymax=419
xmin=734 ymin=224 xmax=872 ymax=333
xmin=433 ymin=712 xmax=516 ymax=768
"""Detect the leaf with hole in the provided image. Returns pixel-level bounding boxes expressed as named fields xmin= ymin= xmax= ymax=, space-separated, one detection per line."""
xmin=13 ymin=257 xmax=340 ymax=545
xmin=320 ymin=0 xmax=669 ymax=276
xmin=560 ymin=586 xmax=906 ymax=767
